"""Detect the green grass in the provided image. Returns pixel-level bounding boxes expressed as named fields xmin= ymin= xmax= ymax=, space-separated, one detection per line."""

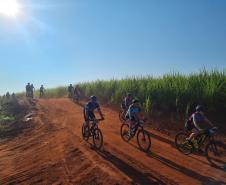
xmin=33 ymin=69 xmax=226 ymax=119
xmin=77 ymin=69 xmax=226 ymax=117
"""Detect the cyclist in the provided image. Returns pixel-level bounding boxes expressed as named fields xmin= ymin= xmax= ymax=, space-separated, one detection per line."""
xmin=121 ymin=93 xmax=133 ymax=110
xmin=30 ymin=84 xmax=35 ymax=98
xmin=26 ymin=83 xmax=31 ymax=97
xmin=74 ymin=85 xmax=81 ymax=101
xmin=120 ymin=93 xmax=133 ymax=120
xmin=84 ymin=96 xmax=104 ymax=127
xmin=40 ymin=85 xmax=45 ymax=98
xmin=186 ymin=105 xmax=214 ymax=149
xmin=68 ymin=84 xmax=74 ymax=98
xmin=125 ymin=99 xmax=142 ymax=136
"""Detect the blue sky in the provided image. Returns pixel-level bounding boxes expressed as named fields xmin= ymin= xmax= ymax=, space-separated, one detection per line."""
xmin=0 ymin=0 xmax=226 ymax=94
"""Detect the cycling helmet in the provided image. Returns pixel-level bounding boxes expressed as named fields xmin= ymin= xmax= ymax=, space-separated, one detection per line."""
xmin=196 ymin=105 xmax=205 ymax=112
xmin=90 ymin=95 xmax=97 ymax=101
xmin=132 ymin=99 xmax=139 ymax=104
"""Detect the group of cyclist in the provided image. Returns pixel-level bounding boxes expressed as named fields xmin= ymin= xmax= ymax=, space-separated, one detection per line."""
xmin=67 ymin=84 xmax=81 ymax=102
xmin=25 ymin=83 xmax=45 ymax=98
xmin=81 ymin=92 xmax=216 ymax=150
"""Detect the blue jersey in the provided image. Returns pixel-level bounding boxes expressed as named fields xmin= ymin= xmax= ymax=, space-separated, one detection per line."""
xmin=85 ymin=101 xmax=100 ymax=112
xmin=126 ymin=104 xmax=141 ymax=118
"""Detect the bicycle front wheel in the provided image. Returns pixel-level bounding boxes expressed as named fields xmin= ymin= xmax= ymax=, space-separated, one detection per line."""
xmin=206 ymin=141 xmax=226 ymax=169
xmin=175 ymin=132 xmax=193 ymax=155
xmin=120 ymin=123 xmax=130 ymax=142
xmin=137 ymin=130 xmax=151 ymax=152
xmin=93 ymin=128 xmax=103 ymax=149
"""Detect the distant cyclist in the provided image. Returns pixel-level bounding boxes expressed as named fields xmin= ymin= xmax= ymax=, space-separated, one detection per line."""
xmin=125 ymin=99 xmax=142 ymax=136
xmin=26 ymin=83 xmax=31 ymax=97
xmin=186 ymin=105 xmax=215 ymax=149
xmin=84 ymin=96 xmax=104 ymax=127
xmin=30 ymin=84 xmax=35 ymax=98
xmin=121 ymin=93 xmax=133 ymax=110
xmin=73 ymin=85 xmax=81 ymax=101
xmin=40 ymin=85 xmax=45 ymax=98
xmin=120 ymin=93 xmax=133 ymax=120
xmin=68 ymin=84 xmax=74 ymax=98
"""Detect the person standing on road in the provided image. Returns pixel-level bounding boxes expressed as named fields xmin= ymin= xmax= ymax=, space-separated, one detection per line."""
xmin=40 ymin=85 xmax=45 ymax=98
xmin=26 ymin=83 xmax=31 ymax=97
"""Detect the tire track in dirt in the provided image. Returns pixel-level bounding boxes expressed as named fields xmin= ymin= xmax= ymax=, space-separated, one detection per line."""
xmin=0 ymin=98 xmax=225 ymax=185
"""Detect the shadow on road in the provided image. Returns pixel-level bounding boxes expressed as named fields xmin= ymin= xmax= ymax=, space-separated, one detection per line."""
xmin=96 ymin=149 xmax=167 ymax=185
xmin=148 ymin=152 xmax=225 ymax=185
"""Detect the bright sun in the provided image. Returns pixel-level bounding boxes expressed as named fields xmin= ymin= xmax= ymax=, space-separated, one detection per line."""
xmin=0 ymin=0 xmax=20 ymax=17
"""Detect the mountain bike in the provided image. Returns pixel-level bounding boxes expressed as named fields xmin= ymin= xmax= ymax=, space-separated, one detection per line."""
xmin=82 ymin=118 xmax=104 ymax=149
xmin=175 ymin=127 xmax=226 ymax=169
xmin=121 ymin=119 xmax=151 ymax=152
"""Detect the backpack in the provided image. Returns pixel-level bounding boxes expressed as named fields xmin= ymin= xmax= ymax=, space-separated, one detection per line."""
xmin=185 ymin=114 xmax=195 ymax=131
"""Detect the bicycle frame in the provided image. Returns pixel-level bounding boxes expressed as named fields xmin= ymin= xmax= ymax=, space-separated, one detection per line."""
xmin=130 ymin=120 xmax=145 ymax=137
xmin=196 ymin=130 xmax=216 ymax=148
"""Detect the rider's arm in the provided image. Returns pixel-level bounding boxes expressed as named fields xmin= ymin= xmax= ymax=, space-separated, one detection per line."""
xmin=97 ymin=107 xmax=104 ymax=119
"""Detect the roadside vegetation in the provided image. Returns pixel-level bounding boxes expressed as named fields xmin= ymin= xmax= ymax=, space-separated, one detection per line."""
xmin=17 ymin=69 xmax=226 ymax=132
xmin=0 ymin=95 xmax=31 ymax=137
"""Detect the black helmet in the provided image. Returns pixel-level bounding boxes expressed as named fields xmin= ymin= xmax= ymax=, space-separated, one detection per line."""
xmin=90 ymin=95 xmax=97 ymax=101
xmin=196 ymin=105 xmax=204 ymax=112
xmin=132 ymin=99 xmax=139 ymax=104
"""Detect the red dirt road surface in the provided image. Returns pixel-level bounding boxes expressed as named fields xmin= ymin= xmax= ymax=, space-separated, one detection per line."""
xmin=0 ymin=99 xmax=225 ymax=185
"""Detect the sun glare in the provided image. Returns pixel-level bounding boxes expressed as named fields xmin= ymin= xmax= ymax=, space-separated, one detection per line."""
xmin=0 ymin=0 xmax=20 ymax=17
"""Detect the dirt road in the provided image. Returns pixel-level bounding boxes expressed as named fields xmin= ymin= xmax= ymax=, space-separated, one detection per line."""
xmin=0 ymin=99 xmax=225 ymax=185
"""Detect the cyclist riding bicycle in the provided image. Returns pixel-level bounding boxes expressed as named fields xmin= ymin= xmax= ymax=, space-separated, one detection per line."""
xmin=74 ymin=85 xmax=81 ymax=99
xmin=84 ymin=96 xmax=104 ymax=127
xmin=121 ymin=93 xmax=133 ymax=110
xmin=186 ymin=105 xmax=214 ymax=149
xmin=125 ymin=99 xmax=142 ymax=136
xmin=68 ymin=84 xmax=74 ymax=98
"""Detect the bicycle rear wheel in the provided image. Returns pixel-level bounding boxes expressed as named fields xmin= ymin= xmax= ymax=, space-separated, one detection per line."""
xmin=137 ymin=130 xmax=151 ymax=152
xmin=82 ymin=124 xmax=89 ymax=141
xmin=175 ymin=132 xmax=193 ymax=155
xmin=206 ymin=141 xmax=226 ymax=169
xmin=93 ymin=128 xmax=103 ymax=149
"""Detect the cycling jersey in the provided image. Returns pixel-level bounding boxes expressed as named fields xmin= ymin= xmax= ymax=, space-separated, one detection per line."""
xmin=40 ymin=87 xmax=44 ymax=92
xmin=84 ymin=101 xmax=100 ymax=121
xmin=126 ymin=104 xmax=141 ymax=121
xmin=193 ymin=112 xmax=208 ymax=130
xmin=68 ymin=86 xmax=73 ymax=92
xmin=85 ymin=101 xmax=100 ymax=112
